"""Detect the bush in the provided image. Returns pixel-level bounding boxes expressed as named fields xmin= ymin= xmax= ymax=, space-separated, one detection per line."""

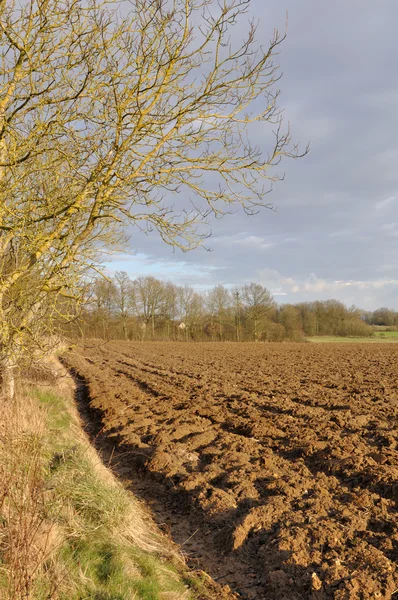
xmin=261 ymin=322 xmax=286 ymax=342
xmin=336 ymin=319 xmax=374 ymax=338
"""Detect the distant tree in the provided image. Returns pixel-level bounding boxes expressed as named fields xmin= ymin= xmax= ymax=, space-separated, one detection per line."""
xmin=178 ymin=286 xmax=204 ymax=339
xmin=89 ymin=278 xmax=117 ymax=338
xmin=242 ymin=283 xmax=274 ymax=341
xmin=231 ymin=287 xmax=244 ymax=342
xmin=113 ymin=272 xmax=133 ymax=339
xmin=300 ymin=300 xmax=374 ymax=338
xmin=348 ymin=304 xmax=361 ymax=317
xmin=362 ymin=310 xmax=373 ymax=325
xmin=133 ymin=277 xmax=165 ymax=338
xmin=188 ymin=293 xmax=206 ymax=340
xmin=277 ymin=304 xmax=303 ymax=340
xmin=371 ymin=308 xmax=396 ymax=327
xmin=163 ymin=283 xmax=180 ymax=339
xmin=261 ymin=321 xmax=286 ymax=342
xmin=337 ymin=317 xmax=373 ymax=338
xmin=313 ymin=300 xmax=347 ymax=336
xmin=296 ymin=302 xmax=317 ymax=336
xmin=205 ymin=285 xmax=231 ymax=341
xmin=178 ymin=285 xmax=195 ymax=324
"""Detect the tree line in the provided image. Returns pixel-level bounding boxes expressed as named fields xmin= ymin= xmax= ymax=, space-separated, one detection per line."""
xmin=363 ymin=308 xmax=398 ymax=328
xmin=68 ymin=272 xmax=391 ymax=342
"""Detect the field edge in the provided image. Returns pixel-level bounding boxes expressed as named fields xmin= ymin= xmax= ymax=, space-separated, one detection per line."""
xmin=0 ymin=356 xmax=231 ymax=600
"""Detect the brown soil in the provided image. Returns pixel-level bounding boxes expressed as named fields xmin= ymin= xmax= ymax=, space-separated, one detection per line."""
xmin=63 ymin=342 xmax=398 ymax=600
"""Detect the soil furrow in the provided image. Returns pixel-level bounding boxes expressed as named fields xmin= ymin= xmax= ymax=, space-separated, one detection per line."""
xmin=63 ymin=342 xmax=398 ymax=600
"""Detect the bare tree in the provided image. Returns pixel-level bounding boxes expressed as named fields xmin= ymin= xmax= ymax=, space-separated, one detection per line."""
xmin=178 ymin=285 xmax=204 ymax=339
xmin=230 ymin=286 xmax=243 ymax=342
xmin=163 ymin=282 xmax=179 ymax=339
xmin=178 ymin=285 xmax=195 ymax=339
xmin=231 ymin=287 xmax=244 ymax=342
xmin=277 ymin=304 xmax=302 ymax=340
xmin=113 ymin=272 xmax=133 ymax=339
xmin=0 ymin=0 xmax=303 ymax=397
xmin=90 ymin=278 xmax=116 ymax=338
xmin=242 ymin=283 xmax=274 ymax=341
xmin=133 ymin=276 xmax=166 ymax=338
xmin=206 ymin=285 xmax=231 ymax=340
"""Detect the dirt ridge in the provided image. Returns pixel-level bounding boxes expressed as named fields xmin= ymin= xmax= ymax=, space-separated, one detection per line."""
xmin=65 ymin=363 xmax=243 ymax=600
xmin=63 ymin=342 xmax=398 ymax=600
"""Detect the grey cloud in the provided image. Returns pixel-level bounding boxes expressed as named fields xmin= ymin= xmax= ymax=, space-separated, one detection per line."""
xmin=106 ymin=0 xmax=398 ymax=311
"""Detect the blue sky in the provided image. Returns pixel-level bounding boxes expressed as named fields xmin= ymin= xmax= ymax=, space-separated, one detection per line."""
xmin=105 ymin=0 xmax=398 ymax=311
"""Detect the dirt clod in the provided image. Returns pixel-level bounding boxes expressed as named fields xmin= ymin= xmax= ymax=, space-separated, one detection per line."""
xmin=64 ymin=342 xmax=398 ymax=600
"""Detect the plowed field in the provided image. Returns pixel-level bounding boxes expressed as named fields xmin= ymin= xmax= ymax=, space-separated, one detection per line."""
xmin=63 ymin=342 xmax=398 ymax=600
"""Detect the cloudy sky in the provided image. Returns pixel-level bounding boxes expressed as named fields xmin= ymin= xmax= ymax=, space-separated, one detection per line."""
xmin=107 ymin=0 xmax=398 ymax=311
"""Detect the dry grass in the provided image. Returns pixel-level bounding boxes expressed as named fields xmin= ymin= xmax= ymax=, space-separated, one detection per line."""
xmin=0 ymin=360 xmax=199 ymax=600
xmin=0 ymin=392 xmax=54 ymax=599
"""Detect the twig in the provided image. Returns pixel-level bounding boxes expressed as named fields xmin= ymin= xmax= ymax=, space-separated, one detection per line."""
xmin=181 ymin=528 xmax=199 ymax=547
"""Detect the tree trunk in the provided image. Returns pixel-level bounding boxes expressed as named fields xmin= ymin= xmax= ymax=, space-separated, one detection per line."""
xmin=1 ymin=357 xmax=15 ymax=400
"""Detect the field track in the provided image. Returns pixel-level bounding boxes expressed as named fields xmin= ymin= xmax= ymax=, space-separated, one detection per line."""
xmin=64 ymin=342 xmax=398 ymax=600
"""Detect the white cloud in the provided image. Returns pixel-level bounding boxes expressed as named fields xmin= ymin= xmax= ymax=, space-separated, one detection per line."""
xmin=257 ymin=268 xmax=398 ymax=309
xmin=328 ymin=229 xmax=356 ymax=238
xmin=289 ymin=276 xmax=398 ymax=295
xmin=103 ymin=252 xmax=222 ymax=283
xmin=375 ymin=196 xmax=396 ymax=211
xmin=233 ymin=235 xmax=276 ymax=250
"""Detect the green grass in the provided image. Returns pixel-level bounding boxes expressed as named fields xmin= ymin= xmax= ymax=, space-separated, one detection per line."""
xmin=307 ymin=335 xmax=398 ymax=343
xmin=373 ymin=330 xmax=398 ymax=339
xmin=36 ymin=389 xmax=192 ymax=600
xmin=1 ymin=385 xmax=196 ymax=600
